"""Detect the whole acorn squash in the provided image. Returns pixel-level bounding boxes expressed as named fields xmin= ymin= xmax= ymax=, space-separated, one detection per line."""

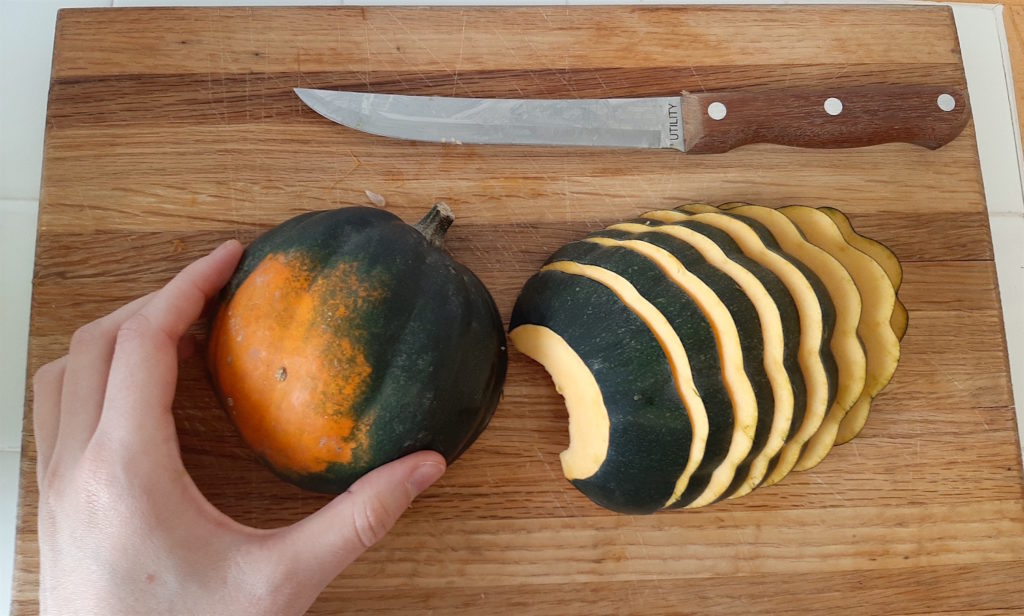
xmin=208 ymin=203 xmax=507 ymax=493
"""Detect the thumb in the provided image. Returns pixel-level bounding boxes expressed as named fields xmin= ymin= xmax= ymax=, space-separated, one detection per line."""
xmin=278 ymin=450 xmax=446 ymax=586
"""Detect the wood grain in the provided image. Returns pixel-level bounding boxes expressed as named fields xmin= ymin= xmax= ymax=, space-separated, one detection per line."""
xmin=15 ymin=6 xmax=1023 ymax=615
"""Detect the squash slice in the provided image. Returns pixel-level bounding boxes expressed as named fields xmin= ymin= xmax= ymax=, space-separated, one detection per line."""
xmin=605 ymin=221 xmax=782 ymax=507
xmin=547 ymin=239 xmax=756 ymax=508
xmin=820 ymin=207 xmax=908 ymax=341
xmin=627 ymin=214 xmax=799 ymax=499
xmin=569 ymin=234 xmax=769 ymax=505
xmin=779 ymin=206 xmax=900 ymax=446
xmin=664 ymin=206 xmax=837 ymax=491
xmin=717 ymin=204 xmax=866 ymax=473
xmin=510 ymin=269 xmax=697 ymax=514
xmin=508 ymin=324 xmax=610 ymax=480
xmin=510 ymin=203 xmax=904 ymax=512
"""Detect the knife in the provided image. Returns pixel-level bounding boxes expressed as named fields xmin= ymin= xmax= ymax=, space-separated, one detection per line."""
xmin=294 ymin=85 xmax=970 ymax=154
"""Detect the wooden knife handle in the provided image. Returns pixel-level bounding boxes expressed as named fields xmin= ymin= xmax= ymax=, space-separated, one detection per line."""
xmin=680 ymin=85 xmax=970 ymax=154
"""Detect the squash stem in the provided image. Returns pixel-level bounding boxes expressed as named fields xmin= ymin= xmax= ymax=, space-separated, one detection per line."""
xmin=414 ymin=202 xmax=455 ymax=249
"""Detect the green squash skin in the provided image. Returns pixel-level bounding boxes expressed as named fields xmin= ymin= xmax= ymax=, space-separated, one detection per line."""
xmin=692 ymin=212 xmax=840 ymax=427
xmin=544 ymin=239 xmax=736 ymax=508
xmin=210 ymin=206 xmax=507 ymax=494
xmin=510 ymin=270 xmax=693 ymax=515
xmin=701 ymin=210 xmax=840 ymax=482
xmin=604 ymin=220 xmax=793 ymax=505
xmin=661 ymin=219 xmax=807 ymax=498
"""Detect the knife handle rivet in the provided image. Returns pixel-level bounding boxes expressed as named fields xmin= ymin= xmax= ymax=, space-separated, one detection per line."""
xmin=707 ymin=102 xmax=727 ymax=121
xmin=824 ymin=97 xmax=843 ymax=116
xmin=937 ymin=93 xmax=956 ymax=112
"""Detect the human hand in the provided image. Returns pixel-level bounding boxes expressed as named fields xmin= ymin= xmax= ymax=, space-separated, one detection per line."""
xmin=33 ymin=240 xmax=446 ymax=616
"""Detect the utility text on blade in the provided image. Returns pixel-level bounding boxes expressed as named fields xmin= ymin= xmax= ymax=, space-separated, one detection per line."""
xmin=667 ymin=102 xmax=681 ymax=143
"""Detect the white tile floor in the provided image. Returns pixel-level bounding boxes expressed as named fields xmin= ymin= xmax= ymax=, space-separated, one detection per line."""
xmin=1 ymin=1 xmax=1022 ymax=614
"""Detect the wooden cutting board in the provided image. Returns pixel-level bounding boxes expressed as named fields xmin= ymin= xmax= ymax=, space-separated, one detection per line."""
xmin=15 ymin=5 xmax=1024 ymax=614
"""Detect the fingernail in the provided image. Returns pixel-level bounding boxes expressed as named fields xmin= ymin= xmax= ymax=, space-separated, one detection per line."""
xmin=213 ymin=239 xmax=240 ymax=255
xmin=408 ymin=462 xmax=446 ymax=495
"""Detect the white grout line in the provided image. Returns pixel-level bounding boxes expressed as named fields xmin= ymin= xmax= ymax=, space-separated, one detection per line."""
xmin=994 ymin=6 xmax=1024 ymax=212
xmin=0 ymin=199 xmax=37 ymax=454
xmin=953 ymin=4 xmax=1024 ymax=458
xmin=955 ymin=4 xmax=1024 ymax=216
xmin=0 ymin=451 xmax=20 ymax=616
xmin=0 ymin=0 xmax=114 ymax=201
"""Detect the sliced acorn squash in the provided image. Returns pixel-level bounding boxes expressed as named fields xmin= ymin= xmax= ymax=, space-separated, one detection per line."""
xmin=510 ymin=268 xmax=697 ymax=514
xmin=668 ymin=205 xmax=838 ymax=490
xmin=819 ymin=207 xmax=908 ymax=341
xmin=510 ymin=204 xmax=903 ymax=512
xmin=715 ymin=205 xmax=867 ymax=473
xmin=546 ymin=235 xmax=756 ymax=508
xmin=779 ymin=206 xmax=901 ymax=446
xmin=510 ymin=324 xmax=609 ymax=480
xmin=617 ymin=216 xmax=798 ymax=502
xmin=605 ymin=222 xmax=780 ymax=507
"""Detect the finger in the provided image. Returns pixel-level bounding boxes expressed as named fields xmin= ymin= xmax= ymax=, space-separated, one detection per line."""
xmin=32 ymin=357 xmax=66 ymax=483
xmin=97 ymin=240 xmax=243 ymax=444
xmin=129 ymin=239 xmax=243 ymax=349
xmin=52 ymin=293 xmax=153 ymax=465
xmin=276 ymin=451 xmax=446 ymax=590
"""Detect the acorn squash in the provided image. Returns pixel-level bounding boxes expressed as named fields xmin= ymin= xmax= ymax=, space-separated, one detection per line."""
xmin=819 ymin=207 xmax=907 ymax=341
xmin=819 ymin=210 xmax=903 ymax=288
xmin=511 ymin=204 xmax=903 ymax=513
xmin=510 ymin=267 xmax=696 ymax=514
xmin=543 ymin=236 xmax=754 ymax=509
xmin=778 ymin=206 xmax=900 ymax=447
xmin=208 ymin=204 xmax=507 ymax=493
xmin=717 ymin=205 xmax=867 ymax=473
xmin=653 ymin=207 xmax=836 ymax=491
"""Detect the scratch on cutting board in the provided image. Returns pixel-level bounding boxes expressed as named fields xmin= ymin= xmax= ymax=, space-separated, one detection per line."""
xmin=200 ymin=14 xmax=225 ymax=125
xmin=634 ymin=529 xmax=652 ymax=564
xmin=829 ymin=64 xmax=850 ymax=83
xmin=563 ymin=175 xmax=571 ymax=223
xmin=689 ymin=66 xmax=707 ymax=93
xmin=533 ymin=445 xmax=570 ymax=517
xmin=533 ymin=445 xmax=556 ymax=481
xmin=534 ymin=10 xmax=570 ymax=79
xmin=363 ymin=15 xmax=371 ymax=90
xmin=491 ymin=29 xmax=530 ymax=96
xmin=924 ymin=357 xmax=987 ymax=430
xmin=973 ymin=407 xmax=992 ymax=432
xmin=246 ymin=12 xmax=255 ymax=122
xmin=813 ymin=474 xmax=847 ymax=504
xmin=327 ymin=151 xmax=363 ymax=199
xmin=483 ymin=465 xmax=498 ymax=488
xmin=524 ymin=33 xmax=577 ymax=97
xmin=385 ymin=9 xmax=451 ymax=79
xmin=452 ymin=10 xmax=467 ymax=96
xmin=260 ymin=39 xmax=270 ymax=121
xmin=368 ymin=14 xmax=426 ymax=90
xmin=639 ymin=175 xmax=660 ymax=205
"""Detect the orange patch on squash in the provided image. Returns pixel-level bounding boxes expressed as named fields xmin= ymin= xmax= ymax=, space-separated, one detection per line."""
xmin=210 ymin=252 xmax=380 ymax=475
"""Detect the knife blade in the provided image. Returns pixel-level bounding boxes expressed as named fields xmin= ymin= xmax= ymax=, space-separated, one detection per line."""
xmin=294 ymin=85 xmax=970 ymax=154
